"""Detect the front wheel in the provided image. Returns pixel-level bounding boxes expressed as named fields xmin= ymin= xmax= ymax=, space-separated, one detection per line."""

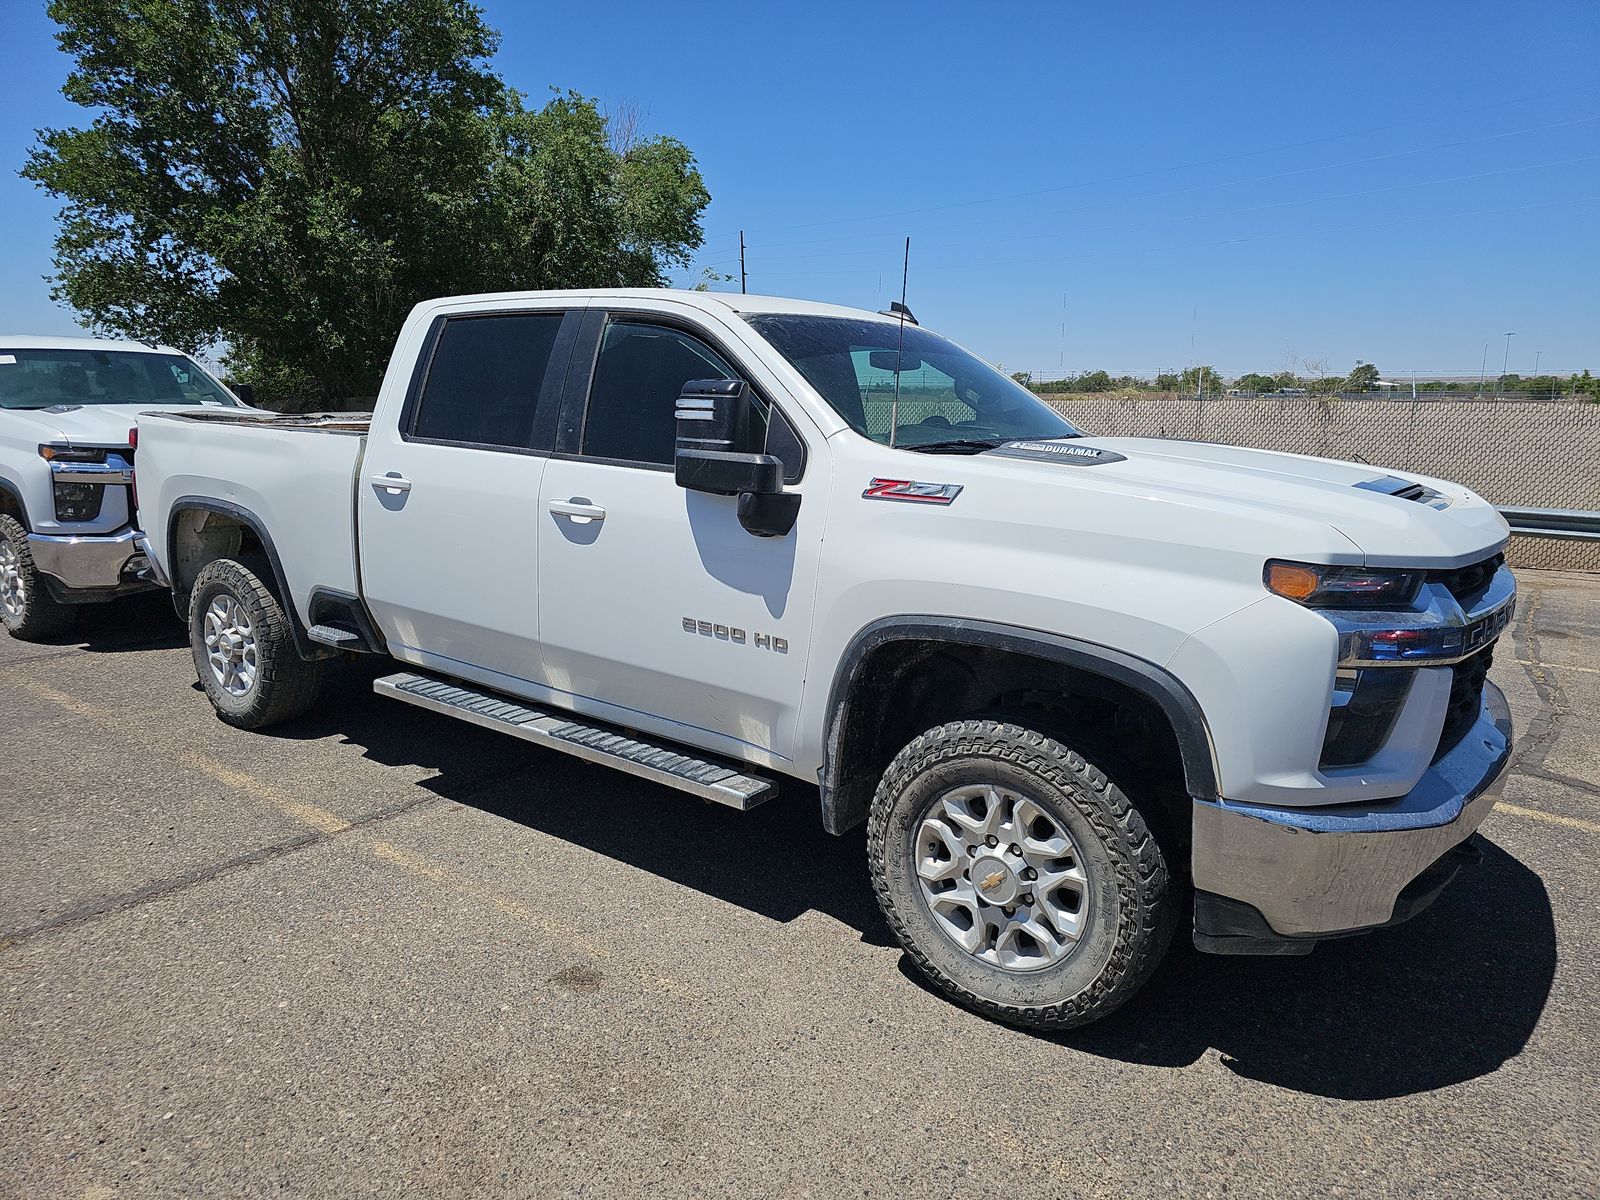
xmin=0 ymin=514 xmax=75 ymax=640
xmin=867 ymin=719 xmax=1172 ymax=1029
xmin=189 ymin=557 xmax=323 ymax=728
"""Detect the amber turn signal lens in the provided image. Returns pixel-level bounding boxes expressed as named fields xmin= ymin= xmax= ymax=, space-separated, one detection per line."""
xmin=1266 ymin=562 xmax=1322 ymax=601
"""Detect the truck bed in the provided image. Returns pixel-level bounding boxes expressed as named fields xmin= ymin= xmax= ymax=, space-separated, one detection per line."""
xmin=135 ymin=409 xmax=369 ymax=619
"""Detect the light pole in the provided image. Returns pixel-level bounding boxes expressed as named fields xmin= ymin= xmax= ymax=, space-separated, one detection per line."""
xmin=1501 ymin=332 xmax=1515 ymax=393
xmin=1479 ymin=343 xmax=1489 ymax=396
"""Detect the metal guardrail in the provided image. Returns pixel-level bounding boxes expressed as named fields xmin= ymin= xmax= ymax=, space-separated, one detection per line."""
xmin=1498 ymin=507 xmax=1600 ymax=541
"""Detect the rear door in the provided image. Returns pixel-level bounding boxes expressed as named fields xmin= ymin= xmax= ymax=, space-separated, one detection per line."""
xmin=534 ymin=308 xmax=820 ymax=766
xmin=359 ymin=306 xmax=580 ymax=687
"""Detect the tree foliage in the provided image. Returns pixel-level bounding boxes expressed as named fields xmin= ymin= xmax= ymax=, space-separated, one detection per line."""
xmin=1345 ymin=361 xmax=1380 ymax=391
xmin=24 ymin=0 xmax=710 ymax=407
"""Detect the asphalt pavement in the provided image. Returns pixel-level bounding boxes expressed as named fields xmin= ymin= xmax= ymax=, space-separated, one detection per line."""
xmin=2 ymin=573 xmax=1597 ymax=1199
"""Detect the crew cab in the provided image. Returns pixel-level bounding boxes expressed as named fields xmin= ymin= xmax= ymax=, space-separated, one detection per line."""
xmin=0 ymin=335 xmax=247 ymax=638
xmin=131 ymin=290 xmax=1516 ymax=1027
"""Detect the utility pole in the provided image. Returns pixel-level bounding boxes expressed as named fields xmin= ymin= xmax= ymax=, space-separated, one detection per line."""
xmin=1501 ymin=332 xmax=1515 ymax=394
xmin=1534 ymin=349 xmax=1542 ymax=377
xmin=1479 ymin=343 xmax=1489 ymax=396
xmin=738 ymin=231 xmax=747 ymax=295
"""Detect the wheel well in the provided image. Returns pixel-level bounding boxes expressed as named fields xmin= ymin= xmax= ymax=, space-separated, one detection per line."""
xmin=0 ymin=483 xmax=25 ymax=528
xmin=822 ymin=637 xmax=1196 ymax=854
xmin=169 ymin=508 xmax=268 ymax=612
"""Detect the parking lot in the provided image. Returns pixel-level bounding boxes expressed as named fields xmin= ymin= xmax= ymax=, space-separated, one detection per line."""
xmin=2 ymin=569 xmax=1597 ymax=1199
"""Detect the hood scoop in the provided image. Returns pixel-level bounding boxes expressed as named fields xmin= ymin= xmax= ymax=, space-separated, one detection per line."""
xmin=990 ymin=439 xmax=1128 ymax=467
xmin=1354 ymin=475 xmax=1451 ymax=510
xmin=44 ymin=404 xmax=84 ymax=414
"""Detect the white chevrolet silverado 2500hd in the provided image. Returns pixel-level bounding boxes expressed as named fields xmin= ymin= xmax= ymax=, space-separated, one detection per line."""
xmin=133 ymin=290 xmax=1516 ymax=1028
xmin=0 ymin=335 xmax=248 ymax=638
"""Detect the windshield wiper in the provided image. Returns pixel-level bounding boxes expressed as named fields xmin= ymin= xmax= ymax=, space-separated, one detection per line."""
xmin=902 ymin=438 xmax=1010 ymax=455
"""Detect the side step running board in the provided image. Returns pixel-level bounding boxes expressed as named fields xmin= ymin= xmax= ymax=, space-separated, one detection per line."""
xmin=373 ymin=671 xmax=776 ymax=811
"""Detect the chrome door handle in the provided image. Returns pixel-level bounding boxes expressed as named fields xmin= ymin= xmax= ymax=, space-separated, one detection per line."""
xmin=548 ymin=498 xmax=607 ymax=522
xmin=370 ymin=474 xmax=412 ymax=494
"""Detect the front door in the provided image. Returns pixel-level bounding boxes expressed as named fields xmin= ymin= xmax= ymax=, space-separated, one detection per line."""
xmin=535 ymin=313 xmax=820 ymax=766
xmin=359 ymin=308 xmax=575 ymax=688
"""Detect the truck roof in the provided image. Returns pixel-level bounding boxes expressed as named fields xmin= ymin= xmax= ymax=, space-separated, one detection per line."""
xmin=418 ymin=288 xmax=903 ymax=325
xmin=0 ymin=333 xmax=184 ymax=354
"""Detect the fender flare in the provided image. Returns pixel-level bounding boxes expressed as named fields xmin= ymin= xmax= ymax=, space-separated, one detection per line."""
xmin=818 ymin=616 xmax=1219 ymax=834
xmin=166 ymin=495 xmax=328 ymax=660
xmin=0 ymin=476 xmax=31 ymax=530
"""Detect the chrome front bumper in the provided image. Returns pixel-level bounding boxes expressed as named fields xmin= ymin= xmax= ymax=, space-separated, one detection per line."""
xmin=27 ymin=527 xmax=152 ymax=593
xmin=1191 ymin=679 xmax=1512 ymax=953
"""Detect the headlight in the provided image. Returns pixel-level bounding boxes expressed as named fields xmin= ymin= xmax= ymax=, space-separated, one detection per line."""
xmin=1264 ymin=560 xmax=1422 ymax=610
xmin=53 ymin=480 xmax=106 ymax=522
xmin=38 ymin=443 xmax=107 ymax=463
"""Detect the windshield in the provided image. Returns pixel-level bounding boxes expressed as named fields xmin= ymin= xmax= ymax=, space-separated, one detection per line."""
xmin=0 ymin=348 xmax=238 ymax=411
xmin=746 ymin=314 xmax=1079 ymax=449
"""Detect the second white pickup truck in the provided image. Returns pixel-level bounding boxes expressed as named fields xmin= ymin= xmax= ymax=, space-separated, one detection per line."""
xmin=132 ymin=289 xmax=1516 ymax=1028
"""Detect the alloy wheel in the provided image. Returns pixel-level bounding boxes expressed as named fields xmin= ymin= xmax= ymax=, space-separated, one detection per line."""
xmin=914 ymin=782 xmax=1091 ymax=971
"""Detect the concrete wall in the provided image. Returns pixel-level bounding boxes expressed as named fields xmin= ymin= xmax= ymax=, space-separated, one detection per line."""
xmin=1040 ymin=394 xmax=1600 ymax=571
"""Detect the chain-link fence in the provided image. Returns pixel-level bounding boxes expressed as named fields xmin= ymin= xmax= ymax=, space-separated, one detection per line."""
xmin=1040 ymin=394 xmax=1600 ymax=571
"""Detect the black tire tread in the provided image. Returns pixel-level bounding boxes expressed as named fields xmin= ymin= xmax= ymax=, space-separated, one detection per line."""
xmin=188 ymin=557 xmax=322 ymax=728
xmin=866 ymin=718 xmax=1172 ymax=1030
xmin=0 ymin=513 xmax=76 ymax=640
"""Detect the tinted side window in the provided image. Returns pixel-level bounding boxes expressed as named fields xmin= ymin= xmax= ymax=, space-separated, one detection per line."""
xmin=580 ymin=319 xmax=806 ymax=480
xmin=412 ymin=313 xmax=563 ymax=449
xmin=582 ymin=321 xmax=736 ymax=466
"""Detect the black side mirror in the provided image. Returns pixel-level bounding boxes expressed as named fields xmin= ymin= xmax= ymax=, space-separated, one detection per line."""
xmin=231 ymin=382 xmax=256 ymax=406
xmin=674 ymin=379 xmax=801 ymax=538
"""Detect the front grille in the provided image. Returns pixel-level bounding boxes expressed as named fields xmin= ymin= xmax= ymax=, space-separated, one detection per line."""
xmin=1434 ymin=643 xmax=1493 ymax=762
xmin=1429 ymin=553 xmax=1504 ymax=606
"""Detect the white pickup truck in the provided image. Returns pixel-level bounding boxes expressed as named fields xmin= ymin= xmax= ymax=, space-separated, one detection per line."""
xmin=0 ymin=335 xmax=247 ymax=638
xmin=133 ymin=289 xmax=1516 ymax=1027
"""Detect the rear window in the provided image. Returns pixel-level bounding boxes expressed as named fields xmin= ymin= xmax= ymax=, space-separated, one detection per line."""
xmin=0 ymin=349 xmax=237 ymax=410
xmin=411 ymin=314 xmax=564 ymax=449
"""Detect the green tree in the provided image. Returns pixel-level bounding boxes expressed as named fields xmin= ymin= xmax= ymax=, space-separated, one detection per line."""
xmin=1235 ymin=372 xmax=1278 ymax=393
xmin=1179 ymin=365 xmax=1224 ymax=396
xmin=24 ymin=0 xmax=710 ymax=408
xmin=1346 ymin=361 xmax=1380 ymax=391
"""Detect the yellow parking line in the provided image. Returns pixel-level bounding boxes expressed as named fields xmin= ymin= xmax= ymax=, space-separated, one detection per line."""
xmin=1514 ymin=657 xmax=1600 ymax=676
xmin=1495 ymin=801 xmax=1600 ymax=834
xmin=19 ymin=676 xmax=692 ymax=994
xmin=371 ymin=840 xmax=692 ymax=997
xmin=15 ymin=677 xmax=349 ymax=833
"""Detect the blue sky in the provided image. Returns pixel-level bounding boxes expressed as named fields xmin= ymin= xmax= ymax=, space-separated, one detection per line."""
xmin=1 ymin=1 xmax=1596 ymax=379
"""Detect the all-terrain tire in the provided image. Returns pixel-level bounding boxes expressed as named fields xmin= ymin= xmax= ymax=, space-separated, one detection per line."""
xmin=188 ymin=557 xmax=323 ymax=729
xmin=867 ymin=718 xmax=1173 ymax=1030
xmin=0 ymin=514 xmax=76 ymax=640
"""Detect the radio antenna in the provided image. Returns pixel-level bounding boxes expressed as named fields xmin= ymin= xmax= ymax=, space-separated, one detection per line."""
xmin=889 ymin=236 xmax=910 ymax=447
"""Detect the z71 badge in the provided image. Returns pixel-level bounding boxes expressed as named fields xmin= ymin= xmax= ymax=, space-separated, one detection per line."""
xmin=862 ymin=478 xmax=963 ymax=505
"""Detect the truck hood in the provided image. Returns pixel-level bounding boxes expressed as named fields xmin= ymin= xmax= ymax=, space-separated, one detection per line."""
xmin=982 ymin=436 xmax=1509 ymax=568
xmin=6 ymin=403 xmax=230 ymax=448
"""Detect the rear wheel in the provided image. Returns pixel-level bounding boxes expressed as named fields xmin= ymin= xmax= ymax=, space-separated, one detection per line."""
xmin=189 ymin=557 xmax=323 ymax=728
xmin=867 ymin=718 xmax=1172 ymax=1029
xmin=0 ymin=514 xmax=76 ymax=640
